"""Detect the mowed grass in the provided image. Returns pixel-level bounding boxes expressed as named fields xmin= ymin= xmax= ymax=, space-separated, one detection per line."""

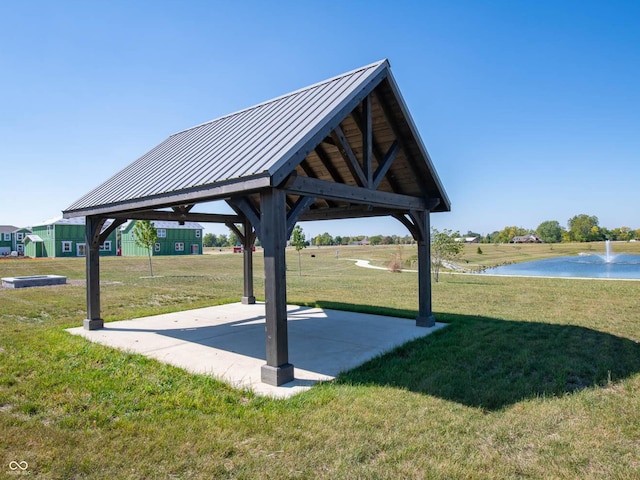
xmin=1 ymin=244 xmax=639 ymax=479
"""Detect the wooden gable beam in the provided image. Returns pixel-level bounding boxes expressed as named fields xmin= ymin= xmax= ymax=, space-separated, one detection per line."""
xmin=284 ymin=172 xmax=426 ymax=211
xmin=111 ymin=210 xmax=240 ymax=224
xmin=350 ymin=99 xmax=403 ymax=193
xmin=301 ymin=206 xmax=402 ymax=221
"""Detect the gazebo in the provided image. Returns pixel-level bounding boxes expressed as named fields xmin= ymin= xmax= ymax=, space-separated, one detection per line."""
xmin=63 ymin=59 xmax=450 ymax=386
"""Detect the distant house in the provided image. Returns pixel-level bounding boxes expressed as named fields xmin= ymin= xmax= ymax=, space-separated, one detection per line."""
xmin=455 ymin=237 xmax=479 ymax=244
xmin=120 ymin=220 xmax=203 ymax=256
xmin=0 ymin=225 xmax=19 ymax=255
xmin=27 ymin=217 xmax=118 ymax=257
xmin=12 ymin=227 xmax=31 ymax=254
xmin=510 ymin=234 xmax=542 ymax=244
xmin=0 ymin=225 xmax=31 ymax=255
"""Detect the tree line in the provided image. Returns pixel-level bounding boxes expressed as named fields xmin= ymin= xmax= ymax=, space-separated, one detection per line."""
xmin=471 ymin=214 xmax=639 ymax=244
xmin=203 ymin=231 xmax=417 ymax=248
xmin=202 ymin=213 xmax=638 ymax=249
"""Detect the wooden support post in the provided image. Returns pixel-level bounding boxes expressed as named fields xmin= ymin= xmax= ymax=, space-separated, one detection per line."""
xmin=362 ymin=95 xmax=373 ymax=187
xmin=84 ymin=216 xmax=104 ymax=330
xmin=260 ymin=188 xmax=294 ymax=385
xmin=415 ymin=210 xmax=436 ymax=327
xmin=242 ymin=218 xmax=256 ymax=305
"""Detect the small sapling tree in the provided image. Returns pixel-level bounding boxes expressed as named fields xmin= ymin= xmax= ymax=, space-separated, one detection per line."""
xmin=431 ymin=228 xmax=464 ymax=282
xmin=291 ymin=225 xmax=306 ymax=276
xmin=133 ymin=220 xmax=158 ymax=277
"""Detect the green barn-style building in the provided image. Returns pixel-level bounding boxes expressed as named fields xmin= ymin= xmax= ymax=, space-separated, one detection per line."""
xmin=26 ymin=217 xmax=118 ymax=258
xmin=120 ymin=220 xmax=203 ymax=256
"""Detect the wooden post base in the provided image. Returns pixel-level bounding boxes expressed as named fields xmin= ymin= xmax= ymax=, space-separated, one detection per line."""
xmin=261 ymin=363 xmax=294 ymax=386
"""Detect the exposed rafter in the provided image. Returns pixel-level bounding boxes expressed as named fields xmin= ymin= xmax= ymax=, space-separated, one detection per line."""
xmin=330 ymin=126 xmax=367 ymax=187
xmin=374 ymin=87 xmax=425 ymax=194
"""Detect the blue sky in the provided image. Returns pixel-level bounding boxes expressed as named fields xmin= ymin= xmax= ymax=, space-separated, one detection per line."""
xmin=1 ymin=1 xmax=638 ymax=239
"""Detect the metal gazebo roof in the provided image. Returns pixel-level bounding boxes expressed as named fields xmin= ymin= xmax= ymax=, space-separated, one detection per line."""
xmin=64 ymin=59 xmax=449 ymax=221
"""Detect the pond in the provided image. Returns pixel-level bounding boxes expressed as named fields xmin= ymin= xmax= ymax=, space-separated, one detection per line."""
xmin=485 ymin=254 xmax=640 ymax=279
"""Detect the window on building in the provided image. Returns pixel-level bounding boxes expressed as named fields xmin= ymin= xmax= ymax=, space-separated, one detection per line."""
xmin=16 ymin=233 xmax=24 ymax=241
xmin=195 ymin=229 xmax=201 ymax=238
xmin=47 ymin=225 xmax=52 ymax=236
xmin=77 ymin=243 xmax=86 ymax=257
xmin=154 ymin=243 xmax=160 ymax=252
xmin=62 ymin=241 xmax=72 ymax=253
xmin=175 ymin=242 xmax=184 ymax=252
xmin=157 ymin=229 xmax=166 ymax=238
xmin=3 ymin=233 xmax=10 ymax=241
xmin=100 ymin=241 xmax=112 ymax=251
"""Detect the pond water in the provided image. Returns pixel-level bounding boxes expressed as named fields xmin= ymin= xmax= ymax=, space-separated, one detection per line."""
xmin=485 ymin=254 xmax=640 ymax=279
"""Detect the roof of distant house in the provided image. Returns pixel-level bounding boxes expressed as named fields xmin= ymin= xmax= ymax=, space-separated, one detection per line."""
xmin=0 ymin=225 xmax=20 ymax=234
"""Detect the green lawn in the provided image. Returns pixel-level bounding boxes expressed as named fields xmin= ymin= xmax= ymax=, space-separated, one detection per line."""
xmin=1 ymin=244 xmax=639 ymax=478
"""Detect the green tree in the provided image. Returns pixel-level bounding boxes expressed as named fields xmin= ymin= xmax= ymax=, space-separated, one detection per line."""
xmin=228 ymin=231 xmax=239 ymax=247
xmin=217 ymin=234 xmax=229 ymax=247
xmin=369 ymin=235 xmax=383 ymax=246
xmin=430 ymin=228 xmax=464 ymax=282
xmin=611 ymin=226 xmax=635 ymax=242
xmin=567 ymin=214 xmax=601 ymax=242
xmin=496 ymin=226 xmax=530 ymax=243
xmin=484 ymin=231 xmax=500 ymax=244
xmin=203 ymin=233 xmax=215 ymax=247
xmin=536 ymin=220 xmax=565 ymax=243
xmin=133 ymin=220 xmax=158 ymax=276
xmin=291 ymin=225 xmax=306 ymax=276
xmin=314 ymin=232 xmax=333 ymax=246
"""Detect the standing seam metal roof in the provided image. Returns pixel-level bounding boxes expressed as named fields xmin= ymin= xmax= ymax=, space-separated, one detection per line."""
xmin=66 ymin=61 xmax=387 ymax=212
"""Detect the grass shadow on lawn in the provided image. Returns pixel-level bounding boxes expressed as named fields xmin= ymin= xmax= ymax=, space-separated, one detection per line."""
xmin=325 ymin=305 xmax=640 ymax=411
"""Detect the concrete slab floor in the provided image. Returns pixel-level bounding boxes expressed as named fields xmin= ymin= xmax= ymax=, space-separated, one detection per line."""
xmin=67 ymin=303 xmax=447 ymax=399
